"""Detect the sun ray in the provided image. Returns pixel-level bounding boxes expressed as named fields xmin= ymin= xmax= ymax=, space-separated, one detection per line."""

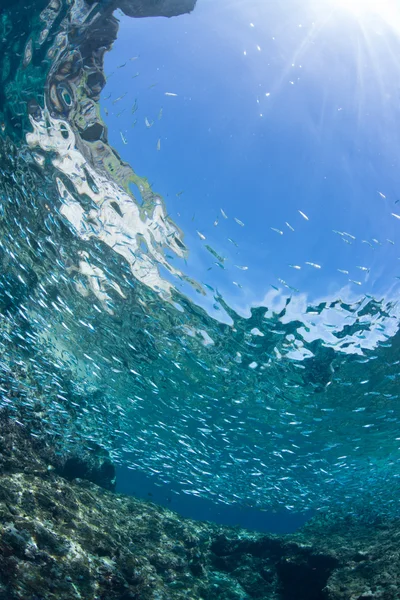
xmin=333 ymin=0 xmax=399 ymax=22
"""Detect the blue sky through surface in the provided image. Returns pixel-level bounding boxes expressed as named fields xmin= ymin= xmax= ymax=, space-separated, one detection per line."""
xmin=102 ymin=0 xmax=400 ymax=323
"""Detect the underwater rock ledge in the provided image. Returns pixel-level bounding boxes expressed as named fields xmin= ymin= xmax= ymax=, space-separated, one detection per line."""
xmin=0 ymin=411 xmax=399 ymax=600
xmin=0 ymin=407 xmax=116 ymax=493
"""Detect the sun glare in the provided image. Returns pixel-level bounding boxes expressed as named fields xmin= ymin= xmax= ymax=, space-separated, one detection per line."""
xmin=334 ymin=0 xmax=398 ymax=20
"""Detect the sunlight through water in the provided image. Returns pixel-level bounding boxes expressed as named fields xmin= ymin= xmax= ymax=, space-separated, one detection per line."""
xmin=333 ymin=0 xmax=398 ymax=19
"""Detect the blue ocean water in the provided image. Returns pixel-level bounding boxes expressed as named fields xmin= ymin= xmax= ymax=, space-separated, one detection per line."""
xmin=116 ymin=465 xmax=312 ymax=533
xmin=1 ymin=0 xmax=400 ymax=536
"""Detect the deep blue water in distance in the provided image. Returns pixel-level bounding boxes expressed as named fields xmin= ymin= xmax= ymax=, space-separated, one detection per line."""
xmin=116 ymin=466 xmax=312 ymax=534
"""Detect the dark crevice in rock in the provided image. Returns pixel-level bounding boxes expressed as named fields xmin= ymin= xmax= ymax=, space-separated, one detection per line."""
xmin=276 ymin=552 xmax=339 ymax=600
xmin=56 ymin=453 xmax=116 ymax=491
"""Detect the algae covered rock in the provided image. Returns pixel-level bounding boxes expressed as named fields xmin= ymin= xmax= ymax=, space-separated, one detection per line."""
xmin=0 ymin=401 xmax=400 ymax=599
xmin=0 ymin=445 xmax=400 ymax=600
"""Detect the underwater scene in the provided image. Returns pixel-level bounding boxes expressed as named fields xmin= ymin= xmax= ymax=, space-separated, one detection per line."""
xmin=1 ymin=0 xmax=400 ymax=597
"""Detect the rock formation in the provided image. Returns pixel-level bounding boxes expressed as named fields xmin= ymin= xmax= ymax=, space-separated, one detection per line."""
xmin=0 ymin=406 xmax=399 ymax=600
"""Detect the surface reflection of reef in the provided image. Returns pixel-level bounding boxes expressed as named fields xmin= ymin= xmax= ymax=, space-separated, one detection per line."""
xmin=1 ymin=0 xmax=400 ymax=522
xmin=22 ymin=0 xmax=199 ymax=302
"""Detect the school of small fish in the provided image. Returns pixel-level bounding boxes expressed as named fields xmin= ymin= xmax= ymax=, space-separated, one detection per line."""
xmin=0 ymin=3 xmax=400 ymax=519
